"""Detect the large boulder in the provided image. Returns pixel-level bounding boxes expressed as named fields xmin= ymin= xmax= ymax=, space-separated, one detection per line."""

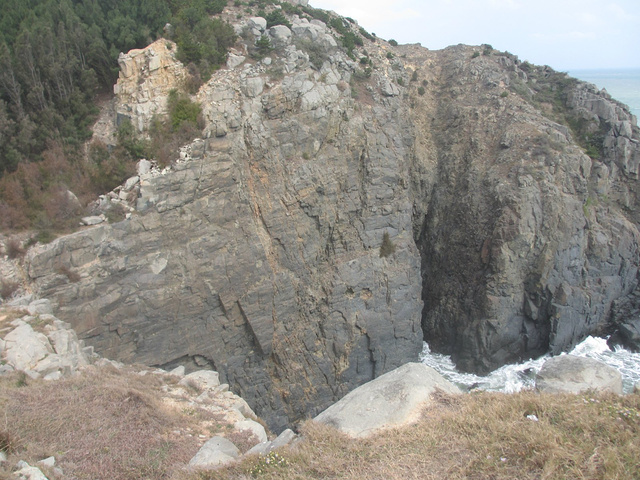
xmin=314 ymin=363 xmax=460 ymax=437
xmin=188 ymin=436 xmax=240 ymax=468
xmin=535 ymin=355 xmax=623 ymax=394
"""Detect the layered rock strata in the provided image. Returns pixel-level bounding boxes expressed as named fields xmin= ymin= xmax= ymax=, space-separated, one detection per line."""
xmin=25 ymin=8 xmax=640 ymax=429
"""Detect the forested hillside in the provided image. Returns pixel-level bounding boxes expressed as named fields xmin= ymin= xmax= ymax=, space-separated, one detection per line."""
xmin=0 ymin=0 xmax=233 ymax=234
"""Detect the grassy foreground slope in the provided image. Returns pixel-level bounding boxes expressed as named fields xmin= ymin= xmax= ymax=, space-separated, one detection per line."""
xmin=191 ymin=391 xmax=640 ymax=480
xmin=1 ymin=367 xmax=639 ymax=479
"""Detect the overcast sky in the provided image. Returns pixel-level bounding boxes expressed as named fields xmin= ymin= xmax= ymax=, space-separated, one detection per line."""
xmin=310 ymin=0 xmax=640 ymax=71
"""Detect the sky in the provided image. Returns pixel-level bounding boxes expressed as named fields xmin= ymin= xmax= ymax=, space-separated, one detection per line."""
xmin=309 ymin=0 xmax=640 ymax=71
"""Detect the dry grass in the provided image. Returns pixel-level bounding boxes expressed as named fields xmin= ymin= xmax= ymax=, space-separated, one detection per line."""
xmin=188 ymin=390 xmax=640 ymax=480
xmin=1 ymin=369 xmax=638 ymax=480
xmin=0 ymin=367 xmax=207 ymax=480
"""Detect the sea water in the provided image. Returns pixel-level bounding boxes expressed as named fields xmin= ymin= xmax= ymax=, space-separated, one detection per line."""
xmin=420 ymin=336 xmax=640 ymax=394
xmin=569 ymin=69 xmax=640 ymax=119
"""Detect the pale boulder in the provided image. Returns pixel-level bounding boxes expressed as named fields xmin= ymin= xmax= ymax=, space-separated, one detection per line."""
xmin=2 ymin=324 xmax=52 ymax=371
xmin=314 ymin=362 xmax=460 ymax=437
xmin=535 ymin=355 xmax=623 ymax=394
xmin=234 ymin=419 xmax=267 ymax=443
xmin=179 ymin=370 xmax=220 ymax=391
xmin=188 ymin=436 xmax=239 ymax=468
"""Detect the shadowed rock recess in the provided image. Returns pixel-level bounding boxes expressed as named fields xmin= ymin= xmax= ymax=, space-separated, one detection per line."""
xmin=25 ymin=9 xmax=640 ymax=431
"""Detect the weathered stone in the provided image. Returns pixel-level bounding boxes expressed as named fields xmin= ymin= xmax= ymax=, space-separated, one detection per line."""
xmin=242 ymin=77 xmax=264 ymax=98
xmin=248 ymin=17 xmax=267 ymax=32
xmin=227 ymin=54 xmax=246 ymax=69
xmin=169 ymin=365 xmax=185 ymax=376
xmin=179 ymin=370 xmax=220 ymax=391
xmin=80 ymin=215 xmax=105 ymax=226
xmin=245 ymin=427 xmax=297 ymax=455
xmin=27 ymin=299 xmax=53 ymax=316
xmin=137 ymin=159 xmax=152 ymax=176
xmin=2 ymin=324 xmax=52 ymax=371
xmin=38 ymin=457 xmax=55 ymax=468
xmin=123 ymin=176 xmax=140 ymax=192
xmin=314 ymin=363 xmax=460 ymax=437
xmin=535 ymin=355 xmax=623 ymax=394
xmin=234 ymin=419 xmax=268 ymax=443
xmin=188 ymin=436 xmax=239 ymax=468
xmin=269 ymin=25 xmax=292 ymax=45
xmin=14 ymin=461 xmax=49 ymax=480
xmin=380 ymin=78 xmax=400 ymax=97
xmin=270 ymin=428 xmax=297 ymax=449
xmin=114 ymin=39 xmax=187 ymax=132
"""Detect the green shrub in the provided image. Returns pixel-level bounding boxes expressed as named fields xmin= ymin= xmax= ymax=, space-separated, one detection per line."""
xmin=386 ymin=51 xmax=394 ymax=59
xmin=253 ymin=35 xmax=274 ymax=59
xmin=266 ymin=10 xmax=292 ymax=28
xmin=388 ymin=39 xmax=398 ymax=46
xmin=379 ymin=232 xmax=396 ymax=257
xmin=295 ymin=38 xmax=328 ymax=69
xmin=417 ymin=86 xmax=425 ymax=96
xmin=359 ymin=27 xmax=376 ymax=42
xmin=0 ymin=279 xmax=19 ymax=300
xmin=301 ymin=6 xmax=330 ymax=24
xmin=500 ymin=91 xmax=508 ymax=98
xmin=167 ymin=90 xmax=202 ymax=131
xmin=472 ymin=51 xmax=480 ymax=59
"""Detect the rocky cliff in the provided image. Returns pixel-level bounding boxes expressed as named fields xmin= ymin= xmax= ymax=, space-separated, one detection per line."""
xmin=23 ymin=4 xmax=640 ymax=430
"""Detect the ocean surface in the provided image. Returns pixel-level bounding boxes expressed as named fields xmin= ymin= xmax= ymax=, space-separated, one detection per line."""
xmin=420 ymin=336 xmax=640 ymax=394
xmin=569 ymin=69 xmax=640 ymax=119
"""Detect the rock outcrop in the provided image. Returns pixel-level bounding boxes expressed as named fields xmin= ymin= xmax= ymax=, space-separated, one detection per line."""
xmin=0 ymin=299 xmax=96 ymax=379
xmin=114 ymin=39 xmax=187 ymax=132
xmin=535 ymin=355 xmax=623 ymax=394
xmin=23 ymin=5 xmax=640 ymax=430
xmin=314 ymin=362 xmax=460 ymax=437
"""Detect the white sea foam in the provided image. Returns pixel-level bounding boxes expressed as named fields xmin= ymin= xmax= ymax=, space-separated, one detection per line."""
xmin=420 ymin=336 xmax=640 ymax=393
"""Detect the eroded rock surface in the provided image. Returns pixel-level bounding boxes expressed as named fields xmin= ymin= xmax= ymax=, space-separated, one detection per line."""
xmin=535 ymin=355 xmax=623 ymax=394
xmin=25 ymin=8 xmax=640 ymax=430
xmin=314 ymin=362 xmax=460 ymax=437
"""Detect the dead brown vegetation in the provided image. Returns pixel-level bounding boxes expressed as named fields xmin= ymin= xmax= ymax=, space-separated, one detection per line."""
xmin=0 ymin=367 xmax=203 ymax=480
xmin=190 ymin=390 xmax=640 ymax=480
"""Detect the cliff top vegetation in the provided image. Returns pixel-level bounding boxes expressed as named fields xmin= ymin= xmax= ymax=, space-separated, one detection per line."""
xmin=1 ymin=366 xmax=639 ymax=480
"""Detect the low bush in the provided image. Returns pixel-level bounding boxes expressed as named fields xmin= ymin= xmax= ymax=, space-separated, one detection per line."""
xmin=167 ymin=90 xmax=203 ymax=132
xmin=265 ymin=9 xmax=292 ymax=29
xmin=379 ymin=232 xmax=396 ymax=257
xmin=0 ymin=279 xmax=19 ymax=300
xmin=5 ymin=238 xmax=25 ymax=259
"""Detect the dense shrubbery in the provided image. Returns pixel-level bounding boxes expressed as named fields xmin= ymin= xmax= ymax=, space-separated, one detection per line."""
xmin=0 ymin=0 xmax=232 ymax=232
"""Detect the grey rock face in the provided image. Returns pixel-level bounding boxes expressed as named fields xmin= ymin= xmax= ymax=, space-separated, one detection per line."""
xmin=25 ymin=33 xmax=640 ymax=430
xmin=314 ymin=362 xmax=460 ymax=437
xmin=27 ymin=37 xmax=423 ymax=432
xmin=535 ymin=355 xmax=623 ymax=394
xmin=403 ymin=44 xmax=640 ymax=374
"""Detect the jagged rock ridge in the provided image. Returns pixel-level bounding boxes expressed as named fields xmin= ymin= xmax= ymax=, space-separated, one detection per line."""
xmin=24 ymin=4 xmax=640 ymax=430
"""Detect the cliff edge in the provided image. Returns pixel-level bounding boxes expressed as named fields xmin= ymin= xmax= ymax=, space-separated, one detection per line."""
xmin=22 ymin=4 xmax=640 ymax=430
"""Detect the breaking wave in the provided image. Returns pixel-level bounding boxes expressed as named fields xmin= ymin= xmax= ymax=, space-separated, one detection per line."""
xmin=420 ymin=336 xmax=640 ymax=393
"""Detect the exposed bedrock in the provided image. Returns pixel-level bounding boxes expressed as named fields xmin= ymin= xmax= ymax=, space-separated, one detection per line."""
xmin=26 ymin=37 xmax=640 ymax=428
xmin=405 ymin=45 xmax=640 ymax=373
xmin=27 ymin=38 xmax=423 ymax=431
